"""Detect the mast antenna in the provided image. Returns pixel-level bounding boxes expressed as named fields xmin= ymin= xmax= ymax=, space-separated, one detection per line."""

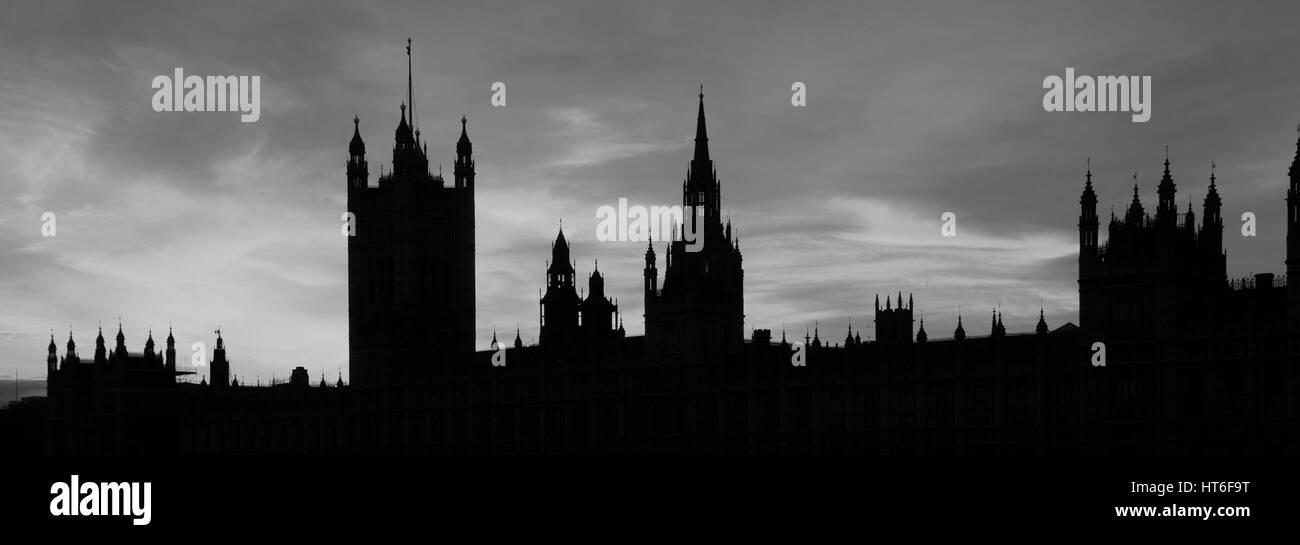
xmin=406 ymin=38 xmax=415 ymax=131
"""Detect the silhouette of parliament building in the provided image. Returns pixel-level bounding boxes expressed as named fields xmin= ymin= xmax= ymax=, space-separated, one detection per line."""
xmin=8 ymin=51 xmax=1300 ymax=455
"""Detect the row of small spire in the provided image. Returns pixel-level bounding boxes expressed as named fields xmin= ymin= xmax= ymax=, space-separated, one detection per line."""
xmin=1081 ymin=150 xmax=1224 ymax=229
xmin=48 ymin=322 xmax=181 ymax=357
xmin=775 ymin=304 xmax=1052 ymax=347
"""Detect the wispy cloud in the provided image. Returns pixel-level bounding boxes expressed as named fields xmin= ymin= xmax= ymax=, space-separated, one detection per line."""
xmin=2 ymin=0 xmax=1298 ymax=380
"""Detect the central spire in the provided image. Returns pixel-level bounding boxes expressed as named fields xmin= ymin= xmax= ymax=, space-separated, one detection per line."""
xmin=693 ymin=84 xmax=709 ymax=164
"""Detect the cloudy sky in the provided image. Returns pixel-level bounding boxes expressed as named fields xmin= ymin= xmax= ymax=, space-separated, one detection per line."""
xmin=2 ymin=0 xmax=1298 ymax=386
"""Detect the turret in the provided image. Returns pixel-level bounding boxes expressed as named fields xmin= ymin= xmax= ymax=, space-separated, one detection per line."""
xmin=94 ymin=325 xmax=107 ymax=365
xmin=454 ymin=116 xmax=475 ymax=189
xmin=210 ymin=329 xmax=230 ymax=389
xmin=165 ymin=326 xmax=176 ymax=375
xmin=1079 ymin=159 xmax=1099 ymax=259
xmin=113 ymin=321 xmax=127 ymax=361
xmin=582 ymin=262 xmax=617 ymax=335
xmin=65 ymin=330 xmax=77 ymax=361
xmin=643 ymin=238 xmax=658 ymax=297
xmin=547 ymin=227 xmax=575 ymax=288
xmin=143 ymin=329 xmax=156 ymax=360
xmin=391 ymin=102 xmax=428 ymax=177
xmin=47 ymin=333 xmax=57 ymax=376
xmin=1125 ymin=175 xmax=1146 ymax=226
xmin=1202 ymin=163 xmax=1223 ymax=251
xmin=540 ymin=228 xmax=581 ymax=347
xmin=1156 ymin=147 xmax=1178 ymax=229
xmin=347 ymin=116 xmax=368 ymax=190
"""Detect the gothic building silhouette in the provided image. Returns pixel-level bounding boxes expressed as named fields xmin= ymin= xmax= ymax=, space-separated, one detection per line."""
xmin=540 ymin=228 xmax=624 ymax=351
xmin=8 ymin=47 xmax=1300 ymax=455
xmin=346 ymin=78 xmax=476 ymax=386
xmin=643 ymin=89 xmax=746 ymax=363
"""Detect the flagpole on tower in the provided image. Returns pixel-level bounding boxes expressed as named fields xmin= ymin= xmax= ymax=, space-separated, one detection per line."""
xmin=406 ymin=38 xmax=415 ymax=131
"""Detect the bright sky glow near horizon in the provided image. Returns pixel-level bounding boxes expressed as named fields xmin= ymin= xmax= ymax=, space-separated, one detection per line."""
xmin=2 ymin=0 xmax=1299 ymax=388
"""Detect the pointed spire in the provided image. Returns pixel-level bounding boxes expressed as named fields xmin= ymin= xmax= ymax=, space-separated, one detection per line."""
xmin=457 ymin=115 xmax=472 ymax=156
xmin=395 ymin=102 xmax=414 ymax=145
xmin=1036 ymin=304 xmax=1049 ymax=335
xmin=1126 ymin=172 xmax=1145 ymax=224
xmin=548 ymin=224 xmax=574 ymax=277
xmin=115 ymin=318 xmax=125 ymax=351
xmin=1202 ymin=161 xmax=1222 ymax=228
xmin=94 ymin=323 xmax=106 ymax=363
xmin=693 ymin=85 xmax=710 ymax=164
xmin=1081 ymin=158 xmax=1097 ymax=206
xmin=349 ymin=115 xmax=365 ymax=156
xmin=1158 ymin=146 xmax=1177 ymax=217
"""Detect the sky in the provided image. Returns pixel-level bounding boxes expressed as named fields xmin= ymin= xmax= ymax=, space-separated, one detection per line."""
xmin=1 ymin=0 xmax=1298 ymax=387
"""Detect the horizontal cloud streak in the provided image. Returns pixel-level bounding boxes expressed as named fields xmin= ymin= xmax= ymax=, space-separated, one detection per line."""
xmin=1 ymin=0 xmax=1298 ymax=384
